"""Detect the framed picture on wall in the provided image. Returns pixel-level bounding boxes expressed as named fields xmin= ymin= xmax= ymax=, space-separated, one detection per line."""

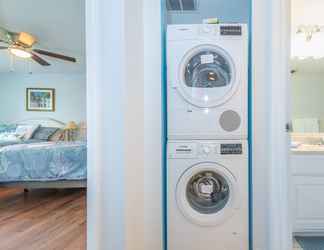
xmin=26 ymin=88 xmax=55 ymax=112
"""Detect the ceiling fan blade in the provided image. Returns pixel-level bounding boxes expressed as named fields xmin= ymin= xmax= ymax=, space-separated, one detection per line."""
xmin=33 ymin=49 xmax=76 ymax=63
xmin=31 ymin=52 xmax=50 ymax=66
xmin=0 ymin=46 xmax=8 ymax=49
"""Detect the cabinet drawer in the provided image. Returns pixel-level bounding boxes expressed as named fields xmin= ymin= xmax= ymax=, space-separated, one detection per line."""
xmin=291 ymin=155 xmax=324 ymax=176
xmin=293 ymin=176 xmax=324 ymax=233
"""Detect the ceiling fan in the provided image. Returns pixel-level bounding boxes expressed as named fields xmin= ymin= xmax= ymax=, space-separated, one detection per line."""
xmin=0 ymin=26 xmax=77 ymax=66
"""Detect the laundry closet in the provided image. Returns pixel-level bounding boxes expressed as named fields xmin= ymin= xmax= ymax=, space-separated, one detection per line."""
xmin=164 ymin=1 xmax=251 ymax=250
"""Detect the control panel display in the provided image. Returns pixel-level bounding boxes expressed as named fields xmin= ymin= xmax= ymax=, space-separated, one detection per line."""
xmin=176 ymin=148 xmax=193 ymax=154
xmin=169 ymin=143 xmax=198 ymax=159
xmin=175 ymin=145 xmax=194 ymax=154
xmin=220 ymin=144 xmax=243 ymax=155
xmin=220 ymin=25 xmax=242 ymax=36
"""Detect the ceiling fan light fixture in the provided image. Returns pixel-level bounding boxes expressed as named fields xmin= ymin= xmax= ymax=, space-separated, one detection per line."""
xmin=18 ymin=32 xmax=37 ymax=47
xmin=1 ymin=27 xmax=76 ymax=66
xmin=9 ymin=47 xmax=32 ymax=59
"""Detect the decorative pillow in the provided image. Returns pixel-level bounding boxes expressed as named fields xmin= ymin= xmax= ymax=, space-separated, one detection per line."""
xmin=48 ymin=129 xmax=64 ymax=142
xmin=15 ymin=124 xmax=40 ymax=140
xmin=0 ymin=133 xmax=20 ymax=141
xmin=32 ymin=127 xmax=59 ymax=141
xmin=0 ymin=124 xmax=17 ymax=134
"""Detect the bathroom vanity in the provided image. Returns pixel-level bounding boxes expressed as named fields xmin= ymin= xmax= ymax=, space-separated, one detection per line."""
xmin=291 ymin=145 xmax=324 ymax=235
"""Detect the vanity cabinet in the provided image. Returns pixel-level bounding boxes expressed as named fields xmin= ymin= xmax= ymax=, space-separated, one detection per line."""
xmin=292 ymin=153 xmax=324 ymax=235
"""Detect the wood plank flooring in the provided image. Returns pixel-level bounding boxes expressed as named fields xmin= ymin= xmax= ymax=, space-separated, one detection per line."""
xmin=0 ymin=188 xmax=86 ymax=250
xmin=293 ymin=238 xmax=302 ymax=250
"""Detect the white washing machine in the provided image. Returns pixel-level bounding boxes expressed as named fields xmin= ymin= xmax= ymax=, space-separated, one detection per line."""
xmin=167 ymin=24 xmax=248 ymax=140
xmin=167 ymin=140 xmax=249 ymax=250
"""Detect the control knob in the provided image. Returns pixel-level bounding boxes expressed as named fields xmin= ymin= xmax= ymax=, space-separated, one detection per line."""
xmin=202 ymin=146 xmax=211 ymax=155
xmin=202 ymin=25 xmax=212 ymax=33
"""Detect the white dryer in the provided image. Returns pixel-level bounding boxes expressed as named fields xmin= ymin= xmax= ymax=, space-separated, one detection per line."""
xmin=167 ymin=140 xmax=249 ymax=250
xmin=167 ymin=24 xmax=248 ymax=140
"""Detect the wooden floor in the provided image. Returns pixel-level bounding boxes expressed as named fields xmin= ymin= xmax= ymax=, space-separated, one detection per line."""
xmin=0 ymin=188 xmax=86 ymax=250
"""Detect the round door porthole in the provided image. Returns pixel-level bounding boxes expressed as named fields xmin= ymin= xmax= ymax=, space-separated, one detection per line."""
xmin=176 ymin=163 xmax=239 ymax=227
xmin=184 ymin=51 xmax=231 ymax=89
xmin=186 ymin=171 xmax=230 ymax=214
xmin=178 ymin=45 xmax=237 ymax=108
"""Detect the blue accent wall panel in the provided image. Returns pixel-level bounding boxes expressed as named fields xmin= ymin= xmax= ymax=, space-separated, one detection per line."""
xmin=248 ymin=0 xmax=253 ymax=248
xmin=167 ymin=0 xmax=249 ymax=24
xmin=161 ymin=1 xmax=168 ymax=250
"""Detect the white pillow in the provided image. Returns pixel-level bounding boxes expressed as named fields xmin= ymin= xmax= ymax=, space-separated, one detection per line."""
xmin=15 ymin=124 xmax=40 ymax=140
xmin=0 ymin=133 xmax=20 ymax=141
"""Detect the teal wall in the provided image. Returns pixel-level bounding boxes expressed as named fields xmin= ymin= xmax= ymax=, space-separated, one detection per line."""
xmin=167 ymin=0 xmax=249 ymax=24
xmin=0 ymin=73 xmax=86 ymax=123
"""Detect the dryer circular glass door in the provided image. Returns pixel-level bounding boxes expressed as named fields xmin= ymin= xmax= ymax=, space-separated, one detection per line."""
xmin=178 ymin=45 xmax=237 ymax=108
xmin=176 ymin=163 xmax=239 ymax=226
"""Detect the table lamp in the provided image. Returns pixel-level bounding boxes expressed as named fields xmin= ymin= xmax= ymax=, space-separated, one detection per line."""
xmin=64 ymin=121 xmax=78 ymax=141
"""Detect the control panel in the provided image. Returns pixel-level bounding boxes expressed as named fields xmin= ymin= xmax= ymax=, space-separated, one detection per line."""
xmin=169 ymin=143 xmax=198 ymax=159
xmin=220 ymin=144 xmax=243 ymax=155
xmin=220 ymin=25 xmax=242 ymax=36
xmin=169 ymin=142 xmax=244 ymax=158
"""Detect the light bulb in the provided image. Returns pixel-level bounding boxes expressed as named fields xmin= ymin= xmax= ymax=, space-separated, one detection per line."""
xmin=9 ymin=48 xmax=32 ymax=59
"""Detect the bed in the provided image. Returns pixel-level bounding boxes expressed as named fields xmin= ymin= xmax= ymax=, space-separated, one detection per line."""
xmin=0 ymin=118 xmax=87 ymax=189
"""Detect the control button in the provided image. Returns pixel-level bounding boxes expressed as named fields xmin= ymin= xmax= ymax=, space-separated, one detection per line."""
xmin=202 ymin=146 xmax=211 ymax=155
xmin=202 ymin=26 xmax=212 ymax=33
xmin=213 ymin=145 xmax=219 ymax=154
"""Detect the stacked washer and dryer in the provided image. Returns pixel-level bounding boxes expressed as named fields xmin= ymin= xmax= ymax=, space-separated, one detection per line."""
xmin=167 ymin=23 xmax=249 ymax=250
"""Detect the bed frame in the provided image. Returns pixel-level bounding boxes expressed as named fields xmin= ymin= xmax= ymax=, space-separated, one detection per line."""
xmin=0 ymin=180 xmax=87 ymax=189
xmin=16 ymin=117 xmax=66 ymax=129
xmin=0 ymin=118 xmax=87 ymax=189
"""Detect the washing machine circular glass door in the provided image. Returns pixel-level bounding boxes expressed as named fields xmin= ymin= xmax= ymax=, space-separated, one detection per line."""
xmin=178 ymin=44 xmax=237 ymax=108
xmin=176 ymin=163 xmax=239 ymax=226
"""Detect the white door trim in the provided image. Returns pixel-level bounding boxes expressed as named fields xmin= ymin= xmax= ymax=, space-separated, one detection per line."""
xmin=252 ymin=0 xmax=292 ymax=249
xmin=268 ymin=0 xmax=292 ymax=249
xmin=251 ymin=1 xmax=272 ymax=249
xmin=86 ymin=0 xmax=163 ymax=250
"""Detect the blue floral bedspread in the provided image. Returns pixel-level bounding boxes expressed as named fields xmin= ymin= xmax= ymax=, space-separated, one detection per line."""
xmin=0 ymin=141 xmax=87 ymax=182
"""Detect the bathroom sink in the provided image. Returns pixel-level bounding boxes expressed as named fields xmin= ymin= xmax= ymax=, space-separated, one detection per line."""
xmin=291 ymin=144 xmax=324 ymax=154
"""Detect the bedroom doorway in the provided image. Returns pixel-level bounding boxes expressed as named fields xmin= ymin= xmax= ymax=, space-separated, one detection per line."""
xmin=0 ymin=0 xmax=87 ymax=249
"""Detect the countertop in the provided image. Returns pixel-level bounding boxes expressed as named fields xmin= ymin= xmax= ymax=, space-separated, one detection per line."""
xmin=291 ymin=144 xmax=324 ymax=155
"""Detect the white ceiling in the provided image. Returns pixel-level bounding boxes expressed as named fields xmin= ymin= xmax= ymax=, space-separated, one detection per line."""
xmin=291 ymin=0 xmax=324 ymax=27
xmin=291 ymin=0 xmax=324 ymax=73
xmin=0 ymin=0 xmax=85 ymax=74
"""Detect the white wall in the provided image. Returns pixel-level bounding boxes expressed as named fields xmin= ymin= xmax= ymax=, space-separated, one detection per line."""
xmin=124 ymin=0 xmax=145 ymax=249
xmin=0 ymin=73 xmax=86 ymax=123
xmin=86 ymin=0 xmax=127 ymax=248
xmin=144 ymin=1 xmax=163 ymax=249
xmin=291 ymin=0 xmax=324 ymax=59
xmin=86 ymin=0 xmax=162 ymax=249
xmin=252 ymin=1 xmax=271 ymax=249
xmin=266 ymin=0 xmax=292 ymax=249
xmin=291 ymin=0 xmax=324 ymax=27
